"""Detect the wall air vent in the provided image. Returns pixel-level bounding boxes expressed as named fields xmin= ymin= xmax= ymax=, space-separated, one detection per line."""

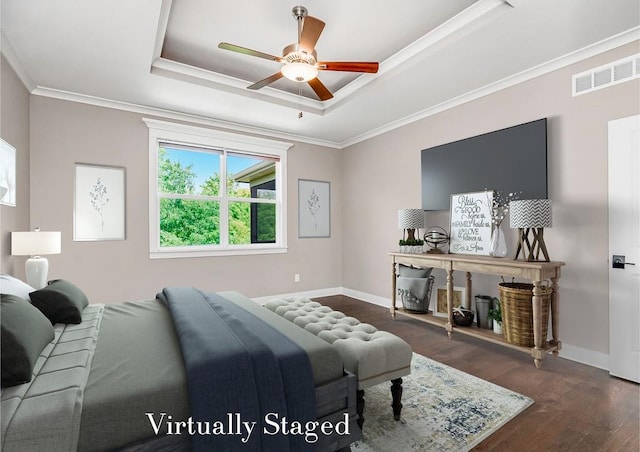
xmin=572 ymin=53 xmax=639 ymax=96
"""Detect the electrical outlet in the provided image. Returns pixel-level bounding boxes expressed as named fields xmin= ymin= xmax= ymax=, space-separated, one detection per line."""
xmin=294 ymin=274 xmax=300 ymax=283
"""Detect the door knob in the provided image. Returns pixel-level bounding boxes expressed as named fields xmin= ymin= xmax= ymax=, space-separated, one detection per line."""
xmin=613 ymin=255 xmax=636 ymax=269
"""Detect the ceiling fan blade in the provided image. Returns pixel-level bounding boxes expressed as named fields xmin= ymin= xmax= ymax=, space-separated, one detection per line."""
xmin=308 ymin=78 xmax=333 ymax=101
xmin=247 ymin=72 xmax=284 ymax=90
xmin=317 ymin=62 xmax=379 ymax=73
xmin=299 ymin=16 xmax=325 ymax=53
xmin=218 ymin=42 xmax=282 ymax=63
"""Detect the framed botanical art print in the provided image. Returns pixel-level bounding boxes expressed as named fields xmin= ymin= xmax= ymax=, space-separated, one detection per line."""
xmin=432 ymin=285 xmax=466 ymax=317
xmin=74 ymin=163 xmax=126 ymax=241
xmin=298 ymin=179 xmax=331 ymax=238
xmin=0 ymin=138 xmax=16 ymax=206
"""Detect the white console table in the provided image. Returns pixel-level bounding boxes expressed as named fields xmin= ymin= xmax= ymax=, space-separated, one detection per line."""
xmin=389 ymin=252 xmax=565 ymax=368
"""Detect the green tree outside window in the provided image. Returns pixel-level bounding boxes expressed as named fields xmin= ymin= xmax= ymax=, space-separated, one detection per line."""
xmin=157 ymin=147 xmax=275 ymax=247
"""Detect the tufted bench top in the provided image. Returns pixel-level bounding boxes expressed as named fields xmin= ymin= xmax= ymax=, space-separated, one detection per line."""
xmin=264 ymin=297 xmax=412 ymax=389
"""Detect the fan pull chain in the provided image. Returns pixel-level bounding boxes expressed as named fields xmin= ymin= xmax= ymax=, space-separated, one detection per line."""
xmin=298 ymin=84 xmax=303 ymax=119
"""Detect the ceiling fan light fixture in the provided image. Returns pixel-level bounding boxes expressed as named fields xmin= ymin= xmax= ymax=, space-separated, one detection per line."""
xmin=281 ymin=62 xmax=318 ymax=82
xmin=218 ymin=6 xmax=376 ymax=101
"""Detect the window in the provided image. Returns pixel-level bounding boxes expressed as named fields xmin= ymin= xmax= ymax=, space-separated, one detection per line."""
xmin=144 ymin=119 xmax=291 ymax=258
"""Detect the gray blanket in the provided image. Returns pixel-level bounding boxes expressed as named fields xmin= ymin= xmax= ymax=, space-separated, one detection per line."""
xmin=157 ymin=287 xmax=316 ymax=452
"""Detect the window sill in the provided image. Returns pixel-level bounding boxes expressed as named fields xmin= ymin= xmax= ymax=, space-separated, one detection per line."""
xmin=149 ymin=246 xmax=288 ymax=259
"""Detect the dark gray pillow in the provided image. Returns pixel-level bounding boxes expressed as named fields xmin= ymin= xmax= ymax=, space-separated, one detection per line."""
xmin=1 ymin=294 xmax=55 ymax=387
xmin=398 ymin=264 xmax=433 ymax=279
xmin=29 ymin=279 xmax=89 ymax=325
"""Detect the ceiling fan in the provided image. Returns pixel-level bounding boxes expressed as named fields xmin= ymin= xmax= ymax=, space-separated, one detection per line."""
xmin=218 ymin=5 xmax=379 ymax=101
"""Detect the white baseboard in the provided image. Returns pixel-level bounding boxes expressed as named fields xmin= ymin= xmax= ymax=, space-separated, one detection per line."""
xmin=254 ymin=286 xmax=611 ymax=372
xmin=558 ymin=343 xmax=609 ymax=371
xmin=340 ymin=287 xmax=391 ymax=308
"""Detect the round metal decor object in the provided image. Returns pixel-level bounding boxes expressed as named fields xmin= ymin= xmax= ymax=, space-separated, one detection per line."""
xmin=424 ymin=226 xmax=449 ymax=253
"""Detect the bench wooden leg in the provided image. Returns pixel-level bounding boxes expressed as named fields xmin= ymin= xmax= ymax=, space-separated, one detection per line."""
xmin=356 ymin=389 xmax=365 ymax=430
xmin=391 ymin=378 xmax=403 ymax=421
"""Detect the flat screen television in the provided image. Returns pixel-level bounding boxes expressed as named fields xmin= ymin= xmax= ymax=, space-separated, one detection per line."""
xmin=421 ymin=118 xmax=548 ymax=211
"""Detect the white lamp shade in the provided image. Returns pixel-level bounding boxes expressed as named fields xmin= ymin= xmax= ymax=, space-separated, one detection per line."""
xmin=398 ymin=209 xmax=425 ymax=229
xmin=12 ymin=231 xmax=61 ymax=256
xmin=510 ymin=199 xmax=552 ymax=228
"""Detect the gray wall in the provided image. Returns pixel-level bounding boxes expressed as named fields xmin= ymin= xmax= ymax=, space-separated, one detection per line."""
xmin=1 ymin=56 xmax=30 ymax=276
xmin=341 ymin=41 xmax=640 ymax=365
xmin=28 ymin=97 xmax=343 ymax=302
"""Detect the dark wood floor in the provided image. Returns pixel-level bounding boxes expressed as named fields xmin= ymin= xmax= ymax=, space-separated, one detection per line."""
xmin=313 ymin=295 xmax=640 ymax=452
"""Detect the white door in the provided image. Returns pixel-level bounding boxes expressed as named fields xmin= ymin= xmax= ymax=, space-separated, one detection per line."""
xmin=608 ymin=115 xmax=640 ymax=383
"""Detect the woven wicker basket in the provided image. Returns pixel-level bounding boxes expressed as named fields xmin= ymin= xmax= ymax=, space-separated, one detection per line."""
xmin=498 ymin=282 xmax=551 ymax=347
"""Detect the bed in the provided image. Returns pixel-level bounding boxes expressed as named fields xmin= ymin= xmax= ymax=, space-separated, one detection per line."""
xmin=0 ymin=276 xmax=361 ymax=452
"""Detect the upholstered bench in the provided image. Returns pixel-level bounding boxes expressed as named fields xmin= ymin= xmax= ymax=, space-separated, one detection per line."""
xmin=264 ymin=297 xmax=413 ymax=429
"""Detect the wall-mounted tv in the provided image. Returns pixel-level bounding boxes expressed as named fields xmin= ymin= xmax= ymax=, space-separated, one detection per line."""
xmin=421 ymin=118 xmax=548 ymax=211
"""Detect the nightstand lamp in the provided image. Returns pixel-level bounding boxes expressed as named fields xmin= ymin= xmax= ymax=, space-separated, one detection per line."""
xmin=510 ymin=199 xmax=552 ymax=262
xmin=11 ymin=228 xmax=61 ymax=289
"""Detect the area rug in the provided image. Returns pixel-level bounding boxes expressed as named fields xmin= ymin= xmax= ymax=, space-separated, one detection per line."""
xmin=351 ymin=353 xmax=533 ymax=452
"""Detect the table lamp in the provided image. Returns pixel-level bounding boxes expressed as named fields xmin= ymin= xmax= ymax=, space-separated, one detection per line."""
xmin=510 ymin=199 xmax=552 ymax=261
xmin=11 ymin=228 xmax=61 ymax=289
xmin=398 ymin=209 xmax=425 ymax=242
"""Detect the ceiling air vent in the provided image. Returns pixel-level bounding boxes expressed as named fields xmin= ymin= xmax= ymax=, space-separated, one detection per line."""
xmin=593 ymin=68 xmax=611 ymax=87
xmin=613 ymin=59 xmax=633 ymax=81
xmin=572 ymin=53 xmax=639 ymax=96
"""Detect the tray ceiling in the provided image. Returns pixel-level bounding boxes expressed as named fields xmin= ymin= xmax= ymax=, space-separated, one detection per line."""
xmin=2 ymin=0 xmax=639 ymax=147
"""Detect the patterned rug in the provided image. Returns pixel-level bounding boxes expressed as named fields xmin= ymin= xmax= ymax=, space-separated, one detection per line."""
xmin=351 ymin=353 xmax=533 ymax=452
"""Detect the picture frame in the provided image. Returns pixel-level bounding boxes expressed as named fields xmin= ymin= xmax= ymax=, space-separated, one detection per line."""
xmin=298 ymin=179 xmax=331 ymax=238
xmin=0 ymin=138 xmax=16 ymax=206
xmin=74 ymin=163 xmax=126 ymax=241
xmin=432 ymin=285 xmax=466 ymax=317
xmin=449 ymin=190 xmax=493 ymax=255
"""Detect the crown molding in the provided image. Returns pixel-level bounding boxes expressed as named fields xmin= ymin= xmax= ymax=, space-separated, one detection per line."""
xmin=152 ymin=0 xmax=172 ymax=62
xmin=339 ymin=27 xmax=640 ymax=148
xmin=30 ymin=86 xmax=343 ymax=149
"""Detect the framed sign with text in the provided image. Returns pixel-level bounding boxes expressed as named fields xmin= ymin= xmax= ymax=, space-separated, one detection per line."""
xmin=449 ymin=191 xmax=493 ymax=255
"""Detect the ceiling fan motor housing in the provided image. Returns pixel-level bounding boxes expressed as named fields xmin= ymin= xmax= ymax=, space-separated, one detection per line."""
xmin=282 ymin=44 xmax=317 ymax=65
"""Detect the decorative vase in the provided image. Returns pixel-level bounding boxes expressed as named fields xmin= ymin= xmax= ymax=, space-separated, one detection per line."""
xmin=493 ymin=321 xmax=503 ymax=335
xmin=490 ymin=223 xmax=508 ymax=258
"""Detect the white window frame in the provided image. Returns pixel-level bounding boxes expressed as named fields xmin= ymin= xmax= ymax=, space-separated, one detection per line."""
xmin=143 ymin=118 xmax=291 ymax=259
